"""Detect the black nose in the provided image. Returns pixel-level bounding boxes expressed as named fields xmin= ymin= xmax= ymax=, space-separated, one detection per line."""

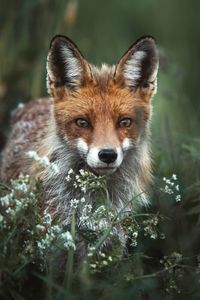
xmin=98 ymin=148 xmax=117 ymax=164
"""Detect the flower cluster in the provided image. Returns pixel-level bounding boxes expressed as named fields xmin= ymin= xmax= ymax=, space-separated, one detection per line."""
xmin=66 ymin=168 xmax=105 ymax=193
xmin=1 ymin=153 xmax=187 ymax=297
xmin=87 ymin=246 xmax=113 ymax=273
xmin=36 ymin=212 xmax=76 ymax=256
xmin=0 ymin=174 xmax=36 ymax=225
xmin=160 ymin=252 xmax=183 ymax=294
xmin=27 ymin=150 xmax=59 ymax=174
xmin=161 ymin=174 xmax=181 ymax=202
xmin=0 ymin=173 xmax=75 ymax=273
xmin=121 ymin=216 xmax=140 ymax=247
xmin=143 ymin=215 xmax=165 ymax=240
xmin=66 ymin=169 xmax=112 ymax=232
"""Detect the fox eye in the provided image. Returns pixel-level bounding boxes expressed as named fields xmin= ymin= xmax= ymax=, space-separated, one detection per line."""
xmin=76 ymin=118 xmax=90 ymax=128
xmin=119 ymin=118 xmax=132 ymax=128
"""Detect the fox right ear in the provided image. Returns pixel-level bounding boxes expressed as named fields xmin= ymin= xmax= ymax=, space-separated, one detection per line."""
xmin=47 ymin=35 xmax=92 ymax=93
xmin=114 ymin=36 xmax=159 ymax=92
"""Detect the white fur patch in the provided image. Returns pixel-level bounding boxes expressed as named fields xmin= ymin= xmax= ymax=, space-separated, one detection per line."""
xmin=149 ymin=63 xmax=159 ymax=94
xmin=46 ymin=53 xmax=55 ymax=90
xmin=60 ymin=45 xmax=82 ymax=85
xmin=77 ymin=138 xmax=89 ymax=155
xmin=47 ymin=54 xmax=55 ymax=80
xmin=116 ymin=147 xmax=123 ymax=166
xmin=86 ymin=147 xmax=99 ymax=168
xmin=149 ymin=63 xmax=159 ymax=82
xmin=124 ymin=50 xmax=146 ymax=85
xmin=122 ymin=138 xmax=131 ymax=151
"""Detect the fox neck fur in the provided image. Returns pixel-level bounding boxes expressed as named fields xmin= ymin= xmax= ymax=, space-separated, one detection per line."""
xmin=37 ymin=107 xmax=151 ymax=224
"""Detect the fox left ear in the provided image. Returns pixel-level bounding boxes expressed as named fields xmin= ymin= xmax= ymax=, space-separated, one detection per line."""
xmin=114 ymin=36 xmax=159 ymax=92
xmin=47 ymin=35 xmax=92 ymax=93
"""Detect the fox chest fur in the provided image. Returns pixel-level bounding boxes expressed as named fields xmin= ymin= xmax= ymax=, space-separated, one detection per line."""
xmin=0 ymin=35 xmax=159 ymax=225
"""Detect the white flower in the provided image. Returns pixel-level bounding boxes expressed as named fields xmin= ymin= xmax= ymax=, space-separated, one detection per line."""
xmin=51 ymin=225 xmax=62 ymax=234
xmin=85 ymin=204 xmax=92 ymax=213
xmin=43 ymin=213 xmax=52 ymax=225
xmin=87 ymin=252 xmax=93 ymax=257
xmin=36 ymin=224 xmax=45 ymax=231
xmin=90 ymin=264 xmax=96 ymax=269
xmin=27 ymin=151 xmax=52 ymax=169
xmin=88 ymin=246 xmax=95 ymax=251
xmin=68 ymin=168 xmax=74 ymax=174
xmin=70 ymin=198 xmax=79 ymax=209
xmin=80 ymin=197 xmax=86 ymax=203
xmin=27 ymin=150 xmax=38 ymax=160
xmin=81 ymin=186 xmax=86 ymax=193
xmin=66 ymin=175 xmax=71 ymax=182
xmin=164 ymin=185 xmax=173 ymax=194
xmin=99 ymin=252 xmax=106 ymax=258
xmin=150 ymin=233 xmax=157 ymax=239
xmin=15 ymin=199 xmax=23 ymax=211
xmin=172 ymin=174 xmax=177 ymax=180
xmin=175 ymin=195 xmax=181 ymax=202
xmin=17 ymin=102 xmax=24 ymax=108
xmin=132 ymin=231 xmax=138 ymax=238
xmin=12 ymin=182 xmax=28 ymax=193
xmin=0 ymin=195 xmax=11 ymax=206
xmin=61 ymin=231 xmax=76 ymax=250
xmin=79 ymin=215 xmax=89 ymax=223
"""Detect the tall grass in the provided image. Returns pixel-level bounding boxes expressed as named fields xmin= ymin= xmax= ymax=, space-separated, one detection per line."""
xmin=0 ymin=156 xmax=200 ymax=299
xmin=1 ymin=1 xmax=200 ymax=299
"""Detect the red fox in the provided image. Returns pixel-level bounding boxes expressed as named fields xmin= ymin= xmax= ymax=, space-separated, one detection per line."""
xmin=0 ymin=35 xmax=159 ymax=226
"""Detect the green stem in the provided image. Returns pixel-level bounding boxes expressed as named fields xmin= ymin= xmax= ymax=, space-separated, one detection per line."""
xmin=133 ymin=263 xmax=178 ymax=281
xmin=93 ymin=192 xmax=143 ymax=253
xmin=64 ymin=212 xmax=76 ymax=293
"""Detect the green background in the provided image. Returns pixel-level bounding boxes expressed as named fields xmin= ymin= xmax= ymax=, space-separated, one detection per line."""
xmin=1 ymin=1 xmax=200 ymax=298
xmin=1 ymin=0 xmax=200 ymax=177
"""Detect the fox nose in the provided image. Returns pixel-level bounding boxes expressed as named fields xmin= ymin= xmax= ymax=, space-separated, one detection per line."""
xmin=98 ymin=148 xmax=118 ymax=164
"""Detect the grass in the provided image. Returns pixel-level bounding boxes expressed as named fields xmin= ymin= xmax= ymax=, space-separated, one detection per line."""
xmin=1 ymin=1 xmax=200 ymax=299
xmin=0 ymin=156 xmax=200 ymax=299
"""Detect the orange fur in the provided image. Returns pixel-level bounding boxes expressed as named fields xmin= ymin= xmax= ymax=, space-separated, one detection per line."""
xmin=0 ymin=35 xmax=159 ymax=232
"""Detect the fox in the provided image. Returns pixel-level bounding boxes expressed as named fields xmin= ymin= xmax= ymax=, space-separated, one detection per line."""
xmin=0 ymin=35 xmax=159 ymax=241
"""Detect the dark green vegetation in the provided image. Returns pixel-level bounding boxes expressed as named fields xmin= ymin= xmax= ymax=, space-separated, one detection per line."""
xmin=1 ymin=1 xmax=200 ymax=299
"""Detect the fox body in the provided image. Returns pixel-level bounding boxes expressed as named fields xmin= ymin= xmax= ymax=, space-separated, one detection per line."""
xmin=0 ymin=35 xmax=159 ymax=227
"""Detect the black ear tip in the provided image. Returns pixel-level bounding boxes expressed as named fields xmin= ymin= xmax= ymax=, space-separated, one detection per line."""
xmin=49 ymin=35 xmax=70 ymax=50
xmin=135 ymin=35 xmax=157 ymax=47
xmin=49 ymin=34 xmax=77 ymax=49
xmin=134 ymin=36 xmax=159 ymax=60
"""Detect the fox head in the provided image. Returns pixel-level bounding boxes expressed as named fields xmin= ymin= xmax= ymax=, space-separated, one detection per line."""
xmin=46 ymin=35 xmax=159 ymax=175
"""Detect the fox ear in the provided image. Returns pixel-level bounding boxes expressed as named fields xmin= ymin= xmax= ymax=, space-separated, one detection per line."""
xmin=114 ymin=36 xmax=159 ymax=91
xmin=47 ymin=35 xmax=92 ymax=92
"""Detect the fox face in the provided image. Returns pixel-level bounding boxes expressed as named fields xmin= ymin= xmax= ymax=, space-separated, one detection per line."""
xmin=47 ymin=35 xmax=159 ymax=175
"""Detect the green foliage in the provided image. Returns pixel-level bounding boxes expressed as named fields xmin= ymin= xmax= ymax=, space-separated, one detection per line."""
xmin=1 ymin=0 xmax=200 ymax=299
xmin=0 ymin=174 xmax=75 ymax=299
xmin=1 ymin=159 xmax=200 ymax=300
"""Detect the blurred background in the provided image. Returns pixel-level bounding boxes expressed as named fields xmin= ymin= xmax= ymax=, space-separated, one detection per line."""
xmin=1 ymin=1 xmax=200 ymax=298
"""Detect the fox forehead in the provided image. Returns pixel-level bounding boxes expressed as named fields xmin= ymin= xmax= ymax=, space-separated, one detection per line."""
xmin=54 ymin=84 xmax=150 ymax=122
